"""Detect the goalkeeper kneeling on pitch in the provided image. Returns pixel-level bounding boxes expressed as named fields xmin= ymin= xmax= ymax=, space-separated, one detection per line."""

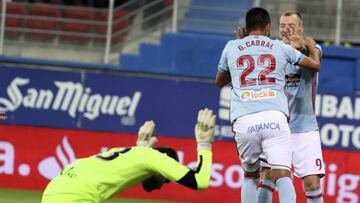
xmin=41 ymin=108 xmax=216 ymax=203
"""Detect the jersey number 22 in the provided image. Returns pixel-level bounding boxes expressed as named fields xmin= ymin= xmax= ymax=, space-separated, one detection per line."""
xmin=237 ymin=54 xmax=276 ymax=87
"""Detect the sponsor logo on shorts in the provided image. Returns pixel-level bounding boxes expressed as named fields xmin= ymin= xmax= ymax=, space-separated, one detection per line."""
xmin=240 ymin=89 xmax=276 ymax=101
xmin=247 ymin=122 xmax=280 ymax=133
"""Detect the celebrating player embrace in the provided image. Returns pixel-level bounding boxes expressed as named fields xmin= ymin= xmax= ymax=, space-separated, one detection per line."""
xmin=216 ymin=7 xmax=320 ymax=203
xmin=42 ymin=108 xmax=216 ymax=203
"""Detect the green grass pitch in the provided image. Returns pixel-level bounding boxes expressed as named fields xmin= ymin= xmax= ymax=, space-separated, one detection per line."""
xmin=0 ymin=188 xmax=179 ymax=203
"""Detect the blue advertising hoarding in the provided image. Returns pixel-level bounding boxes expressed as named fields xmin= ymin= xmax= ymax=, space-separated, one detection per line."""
xmin=0 ymin=65 xmax=218 ymax=137
xmin=0 ymin=65 xmax=359 ymax=151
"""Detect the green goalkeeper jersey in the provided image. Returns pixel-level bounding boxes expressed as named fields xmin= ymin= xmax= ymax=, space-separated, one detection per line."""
xmin=43 ymin=147 xmax=212 ymax=202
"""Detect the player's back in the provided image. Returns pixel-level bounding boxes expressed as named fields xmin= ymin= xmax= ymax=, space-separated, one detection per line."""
xmin=218 ymin=35 xmax=304 ymax=123
xmin=43 ymin=147 xmax=162 ymax=201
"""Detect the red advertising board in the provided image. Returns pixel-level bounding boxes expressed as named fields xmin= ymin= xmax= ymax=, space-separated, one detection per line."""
xmin=0 ymin=124 xmax=359 ymax=202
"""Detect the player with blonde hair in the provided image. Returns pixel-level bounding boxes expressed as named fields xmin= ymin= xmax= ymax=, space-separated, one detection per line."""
xmin=258 ymin=10 xmax=325 ymax=203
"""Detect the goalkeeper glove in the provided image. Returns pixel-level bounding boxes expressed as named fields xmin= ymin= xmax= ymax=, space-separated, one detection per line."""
xmin=136 ymin=120 xmax=158 ymax=147
xmin=195 ymin=108 xmax=216 ymax=151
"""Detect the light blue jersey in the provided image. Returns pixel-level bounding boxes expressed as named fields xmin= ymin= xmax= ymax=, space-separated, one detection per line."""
xmin=285 ymin=44 xmax=322 ymax=133
xmin=218 ymin=35 xmax=304 ymax=123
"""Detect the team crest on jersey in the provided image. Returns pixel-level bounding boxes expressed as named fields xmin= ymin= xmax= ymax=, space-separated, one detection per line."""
xmin=240 ymin=89 xmax=276 ymax=101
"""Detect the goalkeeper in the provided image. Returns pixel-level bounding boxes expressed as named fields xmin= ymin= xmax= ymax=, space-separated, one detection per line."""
xmin=42 ymin=108 xmax=216 ymax=203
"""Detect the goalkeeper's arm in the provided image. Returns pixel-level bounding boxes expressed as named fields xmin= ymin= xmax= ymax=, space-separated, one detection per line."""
xmin=176 ymin=148 xmax=212 ymax=190
xmin=176 ymin=108 xmax=215 ymax=190
xmin=144 ymin=108 xmax=215 ymax=190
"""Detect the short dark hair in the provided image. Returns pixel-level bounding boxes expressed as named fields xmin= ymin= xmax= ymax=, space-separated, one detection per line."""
xmin=154 ymin=147 xmax=179 ymax=162
xmin=245 ymin=7 xmax=271 ymax=32
xmin=281 ymin=10 xmax=303 ymax=26
xmin=142 ymin=147 xmax=179 ymax=192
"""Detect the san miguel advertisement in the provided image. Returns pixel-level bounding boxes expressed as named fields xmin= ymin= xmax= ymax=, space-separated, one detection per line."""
xmin=0 ymin=125 xmax=359 ymax=203
xmin=0 ymin=65 xmax=218 ymax=137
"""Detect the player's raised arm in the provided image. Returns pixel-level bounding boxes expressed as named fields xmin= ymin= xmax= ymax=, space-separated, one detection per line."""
xmin=283 ymin=27 xmax=320 ymax=72
xmin=146 ymin=108 xmax=215 ymax=190
xmin=136 ymin=120 xmax=158 ymax=147
xmin=178 ymin=108 xmax=215 ymax=189
xmin=305 ymin=36 xmax=322 ymax=62
xmin=194 ymin=108 xmax=216 ymax=152
xmin=297 ymin=37 xmax=321 ymax=72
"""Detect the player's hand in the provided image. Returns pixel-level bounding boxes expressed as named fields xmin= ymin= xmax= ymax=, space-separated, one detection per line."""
xmin=304 ymin=36 xmax=316 ymax=49
xmin=280 ymin=30 xmax=290 ymax=44
xmin=284 ymin=27 xmax=305 ymax=50
xmin=0 ymin=112 xmax=7 ymax=120
xmin=136 ymin=120 xmax=158 ymax=147
xmin=234 ymin=25 xmax=247 ymax=39
xmin=195 ymin=108 xmax=216 ymax=150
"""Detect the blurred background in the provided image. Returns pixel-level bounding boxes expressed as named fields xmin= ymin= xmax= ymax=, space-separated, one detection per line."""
xmin=0 ymin=0 xmax=359 ymax=202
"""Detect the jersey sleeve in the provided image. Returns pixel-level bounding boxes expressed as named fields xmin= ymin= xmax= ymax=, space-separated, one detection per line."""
xmin=145 ymin=148 xmax=212 ymax=190
xmin=217 ymin=42 xmax=230 ymax=73
xmin=283 ymin=43 xmax=305 ymax=65
xmin=315 ymin=44 xmax=322 ymax=58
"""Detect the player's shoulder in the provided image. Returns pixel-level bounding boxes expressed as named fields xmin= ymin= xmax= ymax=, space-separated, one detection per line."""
xmin=135 ymin=147 xmax=175 ymax=166
xmin=225 ymin=39 xmax=239 ymax=48
xmin=133 ymin=146 xmax=155 ymax=152
xmin=278 ymin=40 xmax=299 ymax=55
xmin=133 ymin=146 xmax=164 ymax=156
xmin=129 ymin=147 xmax=159 ymax=162
xmin=315 ymin=43 xmax=323 ymax=56
xmin=276 ymin=39 xmax=292 ymax=49
xmin=220 ymin=40 xmax=239 ymax=54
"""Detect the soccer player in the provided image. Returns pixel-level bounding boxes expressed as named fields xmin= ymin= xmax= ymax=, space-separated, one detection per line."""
xmin=258 ymin=11 xmax=325 ymax=203
xmin=215 ymin=7 xmax=320 ymax=203
xmin=42 ymin=108 xmax=216 ymax=203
